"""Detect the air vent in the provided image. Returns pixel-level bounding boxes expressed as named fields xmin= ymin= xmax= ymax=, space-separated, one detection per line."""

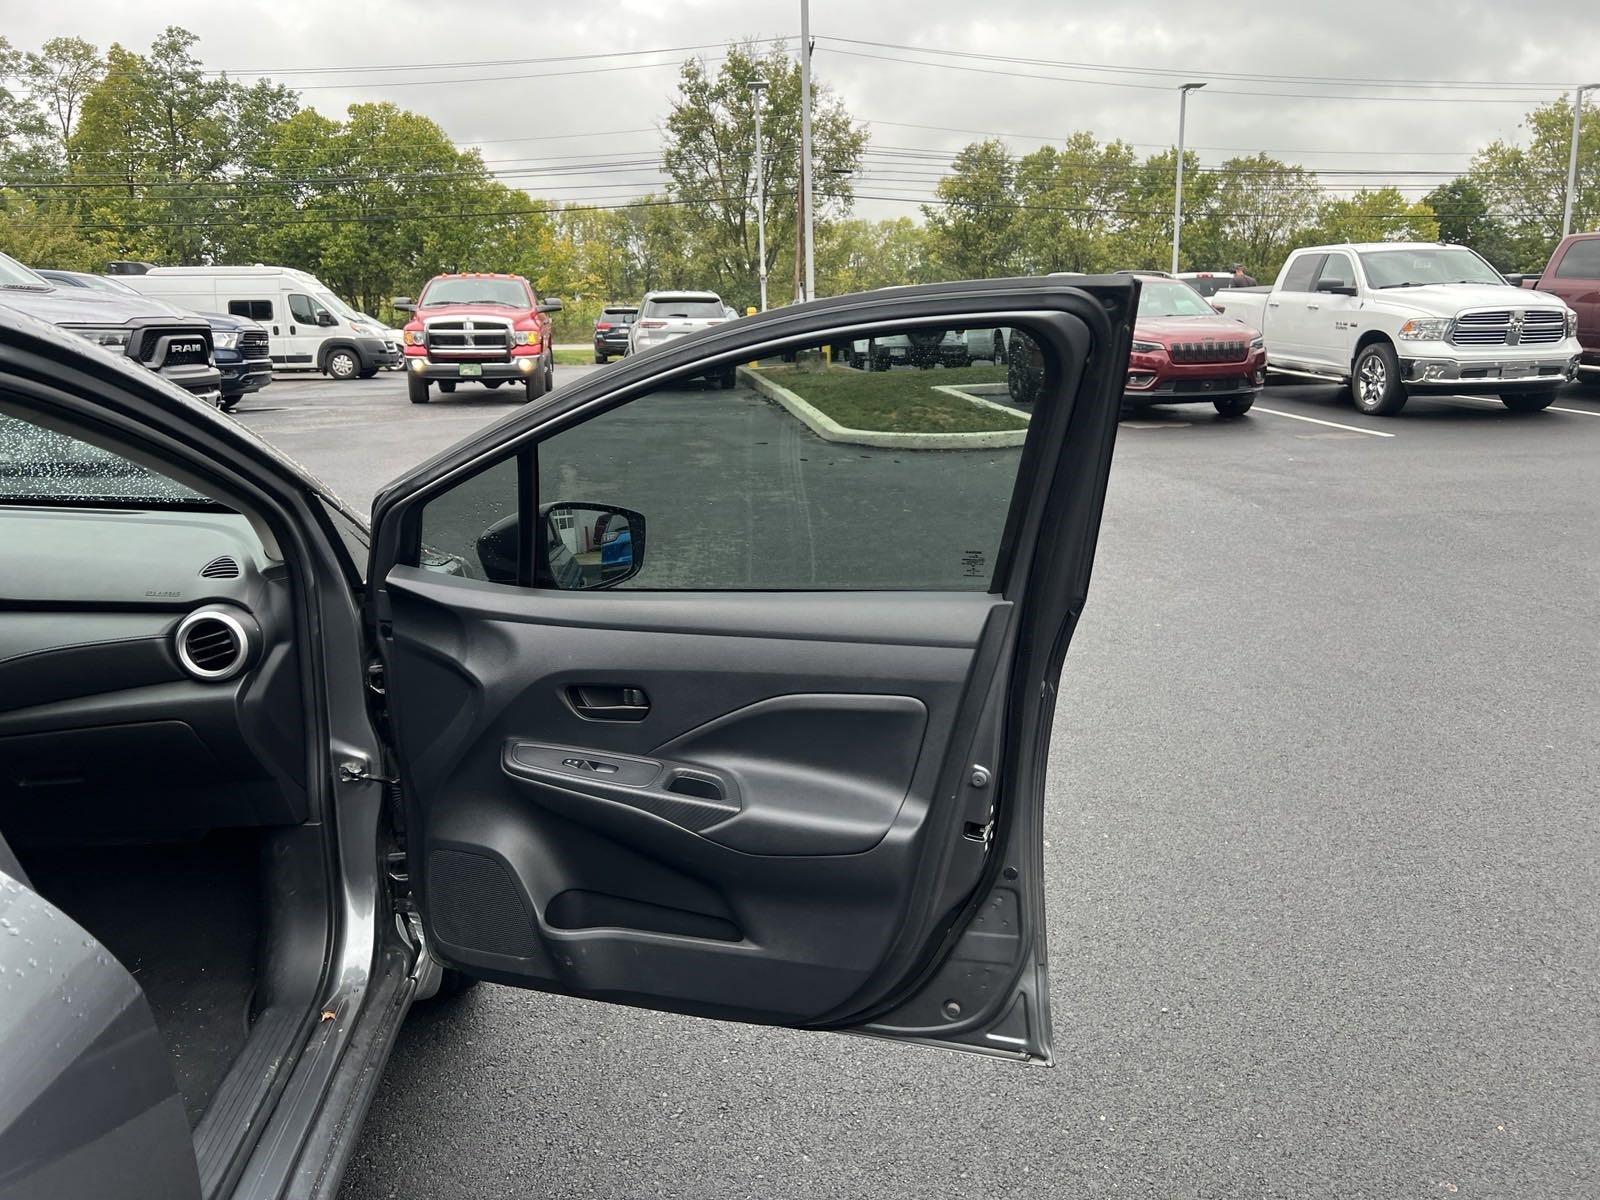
xmin=174 ymin=608 xmax=254 ymax=681
xmin=199 ymin=555 xmax=240 ymax=579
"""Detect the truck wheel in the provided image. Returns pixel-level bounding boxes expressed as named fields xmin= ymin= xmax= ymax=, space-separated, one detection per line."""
xmin=1500 ymin=392 xmax=1556 ymax=412
xmin=326 ymin=348 xmax=359 ymax=380
xmin=407 ymin=375 xmax=430 ymax=404
xmin=545 ymin=354 xmax=556 ymax=392
xmin=1006 ymin=332 xmax=1043 ymax=405
xmin=219 ymin=395 xmax=241 ymax=413
xmin=524 ymin=365 xmax=547 ymax=403
xmin=1350 ymin=343 xmax=1407 ymax=416
xmin=595 ymin=352 xmax=608 ymax=364
xmin=1213 ymin=395 xmax=1254 ymax=417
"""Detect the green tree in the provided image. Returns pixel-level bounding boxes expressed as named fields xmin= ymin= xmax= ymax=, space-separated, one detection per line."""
xmin=1309 ymin=187 xmax=1438 ymax=244
xmin=662 ymin=41 xmax=865 ymax=308
xmin=817 ymin=216 xmax=931 ymax=293
xmin=1423 ymin=177 xmax=1517 ymax=269
xmin=923 ymin=139 xmax=1021 ymax=279
xmin=1470 ymin=96 xmax=1600 ymax=269
xmin=1190 ymin=154 xmax=1322 ymax=279
xmin=1013 ymin=133 xmax=1143 ymax=274
xmin=21 ymin=37 xmax=102 ymax=167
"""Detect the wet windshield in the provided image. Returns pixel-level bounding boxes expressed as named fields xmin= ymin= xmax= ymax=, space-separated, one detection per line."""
xmin=1359 ymin=247 xmax=1504 ymax=288
xmin=1137 ymin=280 xmax=1218 ymax=318
xmin=0 ymin=410 xmax=224 ymax=508
xmin=0 ymin=252 xmax=52 ymax=290
xmin=419 ymin=277 xmax=530 ymax=307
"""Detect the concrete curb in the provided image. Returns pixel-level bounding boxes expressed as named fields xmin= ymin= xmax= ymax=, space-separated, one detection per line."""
xmin=738 ymin=367 xmax=1030 ymax=450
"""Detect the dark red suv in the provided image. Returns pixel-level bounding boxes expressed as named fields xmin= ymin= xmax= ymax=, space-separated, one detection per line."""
xmin=1007 ymin=274 xmax=1267 ymax=417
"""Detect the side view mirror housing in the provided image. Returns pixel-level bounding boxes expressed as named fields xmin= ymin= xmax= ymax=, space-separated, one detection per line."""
xmin=536 ymin=298 xmax=564 ymax=314
xmin=1314 ymin=281 xmax=1358 ymax=297
xmin=1500 ymin=273 xmax=1526 ymax=286
xmin=317 ymin=311 xmax=338 ymax=326
xmin=391 ymin=297 xmax=415 ymax=312
xmin=472 ymin=503 xmax=647 ymax=589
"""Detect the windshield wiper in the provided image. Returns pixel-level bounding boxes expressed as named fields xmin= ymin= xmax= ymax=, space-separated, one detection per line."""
xmin=1376 ymin=282 xmax=1419 ymax=288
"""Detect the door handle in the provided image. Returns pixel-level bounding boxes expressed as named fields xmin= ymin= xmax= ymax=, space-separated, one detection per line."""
xmin=272 ymin=325 xmax=280 ymax=335
xmin=289 ymin=325 xmax=297 ymax=334
xmin=566 ymin=684 xmax=650 ymax=721
xmin=1306 ymin=303 xmax=1320 ymax=310
xmin=1268 ymin=301 xmax=1280 ymax=308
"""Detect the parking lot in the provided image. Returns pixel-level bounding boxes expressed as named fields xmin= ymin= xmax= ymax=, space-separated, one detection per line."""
xmin=230 ymin=367 xmax=1600 ymax=1199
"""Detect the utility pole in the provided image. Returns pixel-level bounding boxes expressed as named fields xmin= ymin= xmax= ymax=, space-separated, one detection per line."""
xmin=799 ymin=0 xmax=816 ymax=301
xmin=1563 ymin=84 xmax=1598 ymax=238
xmin=749 ymin=78 xmax=769 ymax=312
xmin=1171 ymin=82 xmax=1205 ymax=276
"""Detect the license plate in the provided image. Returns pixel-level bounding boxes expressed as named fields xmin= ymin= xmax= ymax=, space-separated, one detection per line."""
xmin=1500 ymin=364 xmax=1533 ymax=379
xmin=458 ymin=363 xmax=483 ymax=377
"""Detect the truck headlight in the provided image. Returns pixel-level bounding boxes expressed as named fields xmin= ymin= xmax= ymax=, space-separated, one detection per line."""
xmin=1398 ymin=318 xmax=1454 ymax=341
xmin=517 ymin=330 xmax=542 ymax=345
xmin=403 ymin=330 xmax=424 ymax=346
xmin=212 ymin=330 xmax=240 ymax=350
xmin=1567 ymin=310 xmax=1579 ymax=338
xmin=66 ymin=325 xmax=133 ymax=350
xmin=1130 ymin=339 xmax=1163 ymax=354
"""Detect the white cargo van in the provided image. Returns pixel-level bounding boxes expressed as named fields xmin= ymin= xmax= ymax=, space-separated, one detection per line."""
xmin=114 ymin=265 xmax=396 ymax=379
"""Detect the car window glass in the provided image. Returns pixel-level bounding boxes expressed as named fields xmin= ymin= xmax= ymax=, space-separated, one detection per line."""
xmin=418 ymin=278 xmax=529 ymax=307
xmin=0 ymin=406 xmax=222 ymax=508
xmin=288 ymin=293 xmax=320 ymax=324
xmin=643 ymin=298 xmax=725 ymax=319
xmin=1554 ymin=239 xmax=1600 ymax=279
xmin=1316 ymin=254 xmax=1355 ymax=289
xmin=1280 ymin=254 xmax=1323 ymax=293
xmin=1137 ymin=280 xmax=1215 ymax=317
xmin=229 ymin=299 xmax=273 ymax=321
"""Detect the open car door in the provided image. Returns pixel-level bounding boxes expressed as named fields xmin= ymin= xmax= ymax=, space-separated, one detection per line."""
xmin=368 ymin=278 xmax=1135 ymax=1063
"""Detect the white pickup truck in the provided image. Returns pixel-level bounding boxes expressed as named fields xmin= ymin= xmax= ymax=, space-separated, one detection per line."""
xmin=1215 ymin=242 xmax=1581 ymax=415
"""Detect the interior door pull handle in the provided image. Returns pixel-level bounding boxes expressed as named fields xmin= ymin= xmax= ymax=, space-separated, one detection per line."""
xmin=567 ymin=685 xmax=650 ymax=721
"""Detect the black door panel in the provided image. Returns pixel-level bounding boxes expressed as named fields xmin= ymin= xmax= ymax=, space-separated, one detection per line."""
xmin=375 ymin=285 xmax=1137 ymax=1060
xmin=384 ymin=567 xmax=1008 ymax=1021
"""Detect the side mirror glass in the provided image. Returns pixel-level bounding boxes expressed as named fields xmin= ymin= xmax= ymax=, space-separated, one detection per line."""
xmin=542 ymin=502 xmax=645 ymax=589
xmin=536 ymin=297 xmax=564 ymax=314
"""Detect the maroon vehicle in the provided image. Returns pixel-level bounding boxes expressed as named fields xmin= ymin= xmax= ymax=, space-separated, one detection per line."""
xmin=395 ymin=272 xmax=563 ymax=404
xmin=1007 ymin=274 xmax=1265 ymax=416
xmin=1521 ymin=233 xmax=1600 ymax=382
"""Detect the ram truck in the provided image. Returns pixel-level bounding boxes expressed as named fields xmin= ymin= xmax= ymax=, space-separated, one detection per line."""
xmin=395 ymin=272 xmax=563 ymax=404
xmin=1215 ymin=242 xmax=1581 ymax=415
xmin=1516 ymin=232 xmax=1599 ymax=381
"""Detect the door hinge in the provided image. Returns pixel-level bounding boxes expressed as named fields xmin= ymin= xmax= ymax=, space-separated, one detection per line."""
xmin=338 ymin=757 xmax=397 ymax=785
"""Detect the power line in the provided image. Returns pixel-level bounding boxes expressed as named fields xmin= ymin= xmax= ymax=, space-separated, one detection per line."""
xmin=822 ymin=47 xmax=1558 ymax=104
xmin=203 ymin=40 xmax=786 ymax=78
xmin=819 ymin=36 xmax=1574 ymax=92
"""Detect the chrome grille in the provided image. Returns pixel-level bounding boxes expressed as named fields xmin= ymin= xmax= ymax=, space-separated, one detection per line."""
xmin=1168 ymin=340 xmax=1248 ymax=364
xmin=238 ymin=330 xmax=269 ymax=359
xmin=423 ymin=317 xmax=513 ymax=356
xmin=1450 ymin=308 xmax=1567 ymax=347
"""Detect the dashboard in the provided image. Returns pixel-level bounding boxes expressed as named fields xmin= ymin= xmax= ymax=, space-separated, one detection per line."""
xmin=0 ymin=507 xmax=307 ymax=843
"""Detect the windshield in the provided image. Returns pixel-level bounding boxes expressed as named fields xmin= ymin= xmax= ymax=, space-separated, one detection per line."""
xmin=0 ymin=252 xmax=51 ymax=290
xmin=643 ymin=297 xmax=724 ymax=319
xmin=419 ymin=277 xmax=530 ymax=307
xmin=320 ymin=292 xmax=366 ymax=322
xmin=1137 ymin=280 xmax=1218 ymax=318
xmin=1359 ymin=247 xmax=1503 ymax=288
xmin=78 ymin=274 xmax=142 ymax=295
xmin=0 ymin=410 xmax=223 ymax=508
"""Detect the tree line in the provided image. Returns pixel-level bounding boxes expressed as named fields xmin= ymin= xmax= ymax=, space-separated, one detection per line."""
xmin=2 ymin=29 xmax=1596 ymax=336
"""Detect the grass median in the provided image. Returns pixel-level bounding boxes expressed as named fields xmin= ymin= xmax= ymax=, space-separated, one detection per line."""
xmin=553 ymin=346 xmax=596 ymax=366
xmin=756 ymin=364 xmax=1026 ymax=434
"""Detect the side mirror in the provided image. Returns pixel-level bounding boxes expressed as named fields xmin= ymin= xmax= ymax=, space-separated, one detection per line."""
xmin=536 ymin=298 xmax=564 ymax=314
xmin=1501 ymin=273 xmax=1525 ymax=286
xmin=317 ymin=311 xmax=338 ymax=326
xmin=542 ymin=502 xmax=645 ymax=589
xmin=1210 ymin=301 xmax=1226 ymax=313
xmin=392 ymin=297 xmax=415 ymax=312
xmin=1314 ymin=280 xmax=1358 ymax=297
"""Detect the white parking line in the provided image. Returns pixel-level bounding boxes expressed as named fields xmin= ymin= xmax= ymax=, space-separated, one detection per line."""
xmin=1444 ymin=394 xmax=1600 ymax=417
xmin=1252 ymin=407 xmax=1396 ymax=438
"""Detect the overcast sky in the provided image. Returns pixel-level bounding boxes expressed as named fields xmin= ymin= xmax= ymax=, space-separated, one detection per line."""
xmin=9 ymin=0 xmax=1600 ymax=220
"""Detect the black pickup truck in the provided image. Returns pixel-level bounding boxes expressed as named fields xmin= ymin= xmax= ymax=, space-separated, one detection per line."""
xmin=0 ymin=251 xmax=222 ymax=404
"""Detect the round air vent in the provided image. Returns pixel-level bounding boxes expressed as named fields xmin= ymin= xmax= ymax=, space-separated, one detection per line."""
xmin=174 ymin=607 xmax=257 ymax=681
xmin=199 ymin=555 xmax=240 ymax=579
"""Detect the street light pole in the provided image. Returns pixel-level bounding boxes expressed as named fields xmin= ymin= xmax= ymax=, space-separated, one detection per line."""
xmin=799 ymin=0 xmax=816 ymax=301
xmin=1562 ymin=84 xmax=1598 ymax=238
xmin=749 ymin=78 xmax=769 ymax=312
xmin=1171 ymin=82 xmax=1206 ymax=276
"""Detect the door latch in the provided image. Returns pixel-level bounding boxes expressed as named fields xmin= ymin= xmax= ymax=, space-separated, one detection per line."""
xmin=339 ymin=758 xmax=397 ymax=785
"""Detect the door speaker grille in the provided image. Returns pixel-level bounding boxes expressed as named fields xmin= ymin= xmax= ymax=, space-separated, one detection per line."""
xmin=428 ymin=848 xmax=539 ymax=957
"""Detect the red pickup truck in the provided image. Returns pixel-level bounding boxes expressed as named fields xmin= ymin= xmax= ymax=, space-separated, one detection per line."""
xmin=395 ymin=272 xmax=563 ymax=404
xmin=1521 ymin=233 xmax=1600 ymax=382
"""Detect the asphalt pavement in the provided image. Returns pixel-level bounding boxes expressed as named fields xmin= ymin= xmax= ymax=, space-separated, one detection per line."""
xmin=238 ymin=368 xmax=1600 ymax=1199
